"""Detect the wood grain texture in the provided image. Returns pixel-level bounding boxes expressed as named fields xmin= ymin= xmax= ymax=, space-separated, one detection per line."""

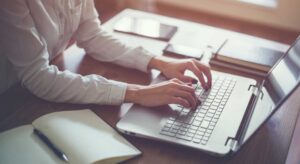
xmin=95 ymin=0 xmax=299 ymax=44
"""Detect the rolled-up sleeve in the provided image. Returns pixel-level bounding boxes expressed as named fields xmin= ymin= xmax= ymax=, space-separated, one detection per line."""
xmin=74 ymin=0 xmax=155 ymax=73
xmin=0 ymin=0 xmax=128 ymax=105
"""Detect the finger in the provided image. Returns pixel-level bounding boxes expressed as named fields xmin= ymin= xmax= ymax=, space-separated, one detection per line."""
xmin=170 ymin=78 xmax=185 ymax=85
xmin=177 ymin=74 xmax=196 ymax=84
xmin=172 ymin=90 xmax=197 ymax=109
xmin=170 ymin=97 xmax=190 ymax=108
xmin=169 ymin=79 xmax=195 ymax=92
xmin=175 ymin=83 xmax=196 ymax=93
xmin=187 ymin=63 xmax=208 ymax=90
xmin=194 ymin=61 xmax=212 ymax=88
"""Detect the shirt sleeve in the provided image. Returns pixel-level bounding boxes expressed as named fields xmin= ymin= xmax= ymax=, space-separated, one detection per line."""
xmin=74 ymin=0 xmax=155 ymax=73
xmin=0 ymin=0 xmax=127 ymax=105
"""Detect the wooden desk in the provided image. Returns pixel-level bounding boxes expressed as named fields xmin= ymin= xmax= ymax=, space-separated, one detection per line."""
xmin=1 ymin=9 xmax=299 ymax=164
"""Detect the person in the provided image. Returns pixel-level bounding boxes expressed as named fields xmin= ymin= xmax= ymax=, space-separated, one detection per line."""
xmin=0 ymin=0 xmax=211 ymax=109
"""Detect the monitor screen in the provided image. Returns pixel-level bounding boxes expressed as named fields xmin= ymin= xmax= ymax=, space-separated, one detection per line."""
xmin=242 ymin=37 xmax=300 ymax=143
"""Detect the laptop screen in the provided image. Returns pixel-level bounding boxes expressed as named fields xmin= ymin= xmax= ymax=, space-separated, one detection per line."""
xmin=242 ymin=37 xmax=300 ymax=143
xmin=266 ymin=38 xmax=300 ymax=104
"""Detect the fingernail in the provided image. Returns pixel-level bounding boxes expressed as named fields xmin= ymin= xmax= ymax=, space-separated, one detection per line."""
xmin=186 ymin=82 xmax=192 ymax=86
xmin=197 ymin=100 xmax=201 ymax=106
xmin=204 ymin=84 xmax=209 ymax=91
xmin=192 ymin=79 xmax=198 ymax=84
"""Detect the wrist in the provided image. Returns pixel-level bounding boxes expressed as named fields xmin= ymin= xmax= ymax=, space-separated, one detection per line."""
xmin=125 ymin=84 xmax=142 ymax=103
xmin=148 ymin=56 xmax=168 ymax=71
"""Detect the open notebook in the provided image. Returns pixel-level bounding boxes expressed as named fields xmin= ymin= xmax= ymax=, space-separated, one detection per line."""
xmin=0 ymin=109 xmax=141 ymax=164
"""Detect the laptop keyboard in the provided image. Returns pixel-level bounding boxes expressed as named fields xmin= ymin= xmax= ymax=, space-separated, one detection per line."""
xmin=160 ymin=76 xmax=236 ymax=145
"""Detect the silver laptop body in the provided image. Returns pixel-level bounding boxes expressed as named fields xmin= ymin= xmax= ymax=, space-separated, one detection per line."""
xmin=117 ymin=37 xmax=300 ymax=156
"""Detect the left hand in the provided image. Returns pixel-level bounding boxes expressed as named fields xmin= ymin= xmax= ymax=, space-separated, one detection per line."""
xmin=148 ymin=56 xmax=212 ymax=90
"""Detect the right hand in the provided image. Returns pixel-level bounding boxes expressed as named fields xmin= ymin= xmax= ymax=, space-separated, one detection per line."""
xmin=125 ymin=78 xmax=198 ymax=109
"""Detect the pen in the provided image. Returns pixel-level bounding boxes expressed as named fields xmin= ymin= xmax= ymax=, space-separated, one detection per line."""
xmin=33 ymin=129 xmax=69 ymax=162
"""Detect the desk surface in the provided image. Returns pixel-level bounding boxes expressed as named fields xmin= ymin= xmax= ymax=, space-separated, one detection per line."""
xmin=1 ymin=9 xmax=299 ymax=164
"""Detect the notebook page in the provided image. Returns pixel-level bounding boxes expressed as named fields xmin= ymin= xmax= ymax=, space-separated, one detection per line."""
xmin=0 ymin=125 xmax=65 ymax=164
xmin=32 ymin=109 xmax=141 ymax=164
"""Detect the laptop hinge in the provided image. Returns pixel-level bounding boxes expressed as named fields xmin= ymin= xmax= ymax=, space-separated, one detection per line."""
xmin=248 ymin=84 xmax=259 ymax=96
xmin=225 ymin=137 xmax=239 ymax=152
xmin=225 ymin=84 xmax=262 ymax=151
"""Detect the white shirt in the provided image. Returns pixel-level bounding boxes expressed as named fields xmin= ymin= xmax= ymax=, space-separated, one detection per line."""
xmin=0 ymin=0 xmax=154 ymax=105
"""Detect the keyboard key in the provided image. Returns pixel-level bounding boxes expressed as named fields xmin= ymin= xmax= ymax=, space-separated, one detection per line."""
xmin=188 ymin=129 xmax=196 ymax=134
xmin=210 ymin=106 xmax=218 ymax=111
xmin=172 ymin=126 xmax=180 ymax=130
xmin=198 ymin=127 xmax=206 ymax=132
xmin=177 ymin=130 xmax=187 ymax=135
xmin=176 ymin=134 xmax=192 ymax=141
xmin=214 ymin=99 xmax=221 ymax=103
xmin=170 ymin=128 xmax=178 ymax=133
xmin=186 ymin=132 xmax=195 ymax=137
xmin=213 ymin=115 xmax=219 ymax=119
xmin=179 ymin=127 xmax=188 ymax=132
xmin=197 ymin=113 xmax=205 ymax=117
xmin=206 ymin=113 xmax=214 ymax=118
xmin=201 ymin=140 xmax=208 ymax=145
xmin=208 ymin=109 xmax=216 ymax=114
xmin=162 ymin=127 xmax=170 ymax=131
xmin=174 ymin=122 xmax=182 ymax=126
xmin=192 ymin=120 xmax=201 ymax=126
xmin=190 ymin=125 xmax=198 ymax=130
xmin=200 ymin=120 xmax=209 ymax=128
xmin=193 ymin=138 xmax=201 ymax=143
xmin=216 ymin=95 xmax=223 ymax=100
xmin=206 ymin=129 xmax=212 ymax=134
xmin=166 ymin=120 xmax=175 ymax=124
xmin=212 ymin=102 xmax=219 ymax=106
xmin=204 ymin=133 xmax=210 ymax=137
xmin=201 ymin=105 xmax=209 ymax=110
xmin=202 ymin=136 xmax=209 ymax=141
xmin=160 ymin=131 xmax=176 ymax=137
xmin=206 ymin=99 xmax=213 ymax=103
xmin=211 ymin=118 xmax=218 ymax=123
xmin=195 ymin=117 xmax=203 ymax=121
xmin=204 ymin=117 xmax=212 ymax=121
xmin=219 ymin=105 xmax=225 ymax=109
xmin=196 ymin=131 xmax=204 ymax=136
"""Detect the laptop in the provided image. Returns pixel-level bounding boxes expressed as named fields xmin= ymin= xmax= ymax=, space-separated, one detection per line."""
xmin=117 ymin=37 xmax=300 ymax=156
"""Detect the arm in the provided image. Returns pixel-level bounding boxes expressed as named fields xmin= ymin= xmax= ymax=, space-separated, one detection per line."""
xmin=73 ymin=0 xmax=211 ymax=108
xmin=0 ymin=0 xmax=126 ymax=105
xmin=74 ymin=0 xmax=154 ymax=73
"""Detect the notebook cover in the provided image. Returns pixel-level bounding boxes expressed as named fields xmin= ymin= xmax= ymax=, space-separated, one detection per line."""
xmin=214 ymin=40 xmax=284 ymax=72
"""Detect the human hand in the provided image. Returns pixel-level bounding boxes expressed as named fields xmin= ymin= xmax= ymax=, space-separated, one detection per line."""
xmin=125 ymin=79 xmax=199 ymax=109
xmin=148 ymin=56 xmax=212 ymax=90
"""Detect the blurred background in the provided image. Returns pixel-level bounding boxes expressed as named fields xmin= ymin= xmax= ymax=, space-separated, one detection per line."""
xmin=95 ymin=0 xmax=300 ymax=44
